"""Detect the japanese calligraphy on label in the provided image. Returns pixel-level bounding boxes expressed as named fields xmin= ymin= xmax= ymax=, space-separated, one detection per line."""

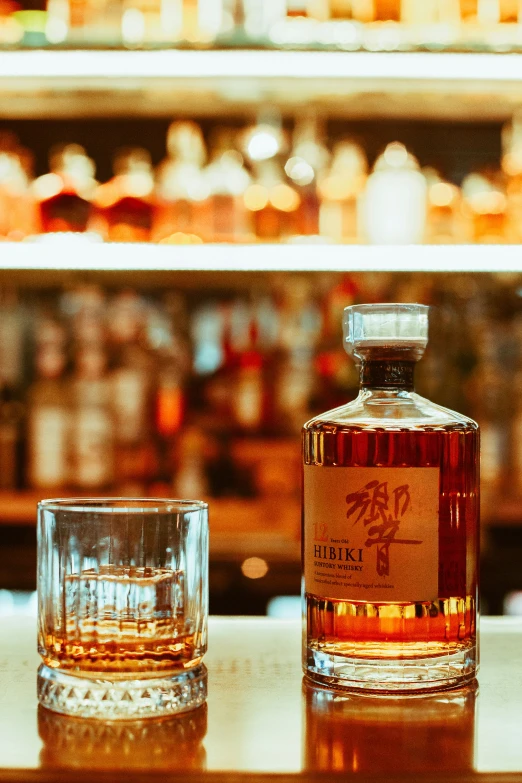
xmin=304 ymin=466 xmax=440 ymax=603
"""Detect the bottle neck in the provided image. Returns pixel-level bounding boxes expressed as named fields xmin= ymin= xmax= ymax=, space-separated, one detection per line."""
xmin=360 ymin=360 xmax=416 ymax=392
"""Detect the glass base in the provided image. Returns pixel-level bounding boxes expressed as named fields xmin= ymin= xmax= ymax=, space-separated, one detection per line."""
xmin=37 ymin=663 xmax=207 ymax=719
xmin=305 ymin=645 xmax=477 ymax=694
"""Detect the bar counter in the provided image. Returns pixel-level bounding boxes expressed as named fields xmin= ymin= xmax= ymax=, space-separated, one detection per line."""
xmin=0 ymin=616 xmax=521 ymax=783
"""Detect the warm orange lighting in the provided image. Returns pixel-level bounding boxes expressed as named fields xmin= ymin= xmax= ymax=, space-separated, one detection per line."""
xmin=244 ymin=184 xmax=269 ymax=212
xmin=156 ymin=388 xmax=184 ymax=436
xmin=470 ymin=190 xmax=507 ymax=215
xmin=270 ymin=184 xmax=300 ymax=212
xmin=32 ymin=173 xmax=62 ymax=202
xmin=318 ymin=174 xmax=359 ymax=201
xmin=241 ymin=557 xmax=269 ymax=579
xmin=158 ymin=232 xmax=203 ymax=245
xmin=430 ymin=182 xmax=456 ymax=208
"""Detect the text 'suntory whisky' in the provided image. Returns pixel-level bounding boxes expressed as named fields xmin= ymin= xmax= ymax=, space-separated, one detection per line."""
xmin=302 ymin=303 xmax=479 ymax=692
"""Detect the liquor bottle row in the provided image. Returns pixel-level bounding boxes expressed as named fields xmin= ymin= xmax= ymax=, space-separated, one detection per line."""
xmin=5 ymin=0 xmax=522 ymax=50
xmin=2 ymin=114 xmax=522 ymax=244
xmin=0 ymin=270 xmax=519 ymax=502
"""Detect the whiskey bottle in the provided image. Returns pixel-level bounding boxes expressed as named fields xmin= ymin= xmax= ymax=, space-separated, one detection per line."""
xmin=285 ymin=114 xmax=329 ymax=238
xmin=244 ymin=160 xmax=300 ymax=241
xmin=461 ymin=172 xmax=507 ymax=244
xmin=302 ymin=303 xmax=479 ymax=692
xmin=70 ymin=343 xmax=114 ymax=490
xmin=424 ymin=169 xmax=465 ymax=244
xmin=33 ymin=144 xmax=96 ymax=234
xmin=27 ymin=324 xmax=70 ymax=490
xmin=360 ymin=142 xmax=427 ymax=245
xmin=153 ymin=121 xmax=208 ymax=243
xmin=318 ymin=140 xmax=367 ymax=243
xmin=94 ymin=148 xmax=154 ymax=242
xmin=203 ymin=128 xmax=252 ymax=242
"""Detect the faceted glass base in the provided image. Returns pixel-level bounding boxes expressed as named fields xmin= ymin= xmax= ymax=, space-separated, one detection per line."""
xmin=305 ymin=646 xmax=477 ymax=694
xmin=37 ymin=663 xmax=207 ymax=719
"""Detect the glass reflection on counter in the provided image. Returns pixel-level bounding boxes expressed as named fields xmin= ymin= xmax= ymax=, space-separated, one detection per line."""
xmin=38 ymin=703 xmax=207 ymax=772
xmin=303 ymin=679 xmax=477 ymax=774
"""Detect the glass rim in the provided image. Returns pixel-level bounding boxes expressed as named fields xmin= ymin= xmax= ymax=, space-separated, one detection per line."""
xmin=37 ymin=497 xmax=208 ymax=514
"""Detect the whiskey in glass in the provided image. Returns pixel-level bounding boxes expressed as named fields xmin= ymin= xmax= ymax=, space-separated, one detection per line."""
xmin=37 ymin=498 xmax=208 ymax=718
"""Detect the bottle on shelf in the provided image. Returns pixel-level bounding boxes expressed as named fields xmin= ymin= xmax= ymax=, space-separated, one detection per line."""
xmin=318 ymin=140 xmax=368 ymax=243
xmin=227 ymin=302 xmax=269 ymax=433
xmin=27 ymin=319 xmax=70 ymax=490
xmin=461 ymin=171 xmax=507 ymax=244
xmin=424 ymin=168 xmax=465 ymax=244
xmin=285 ymin=114 xmax=329 ymax=238
xmin=108 ymin=290 xmax=155 ymax=493
xmin=244 ymin=159 xmax=300 ymax=241
xmin=0 ymin=289 xmax=26 ymax=489
xmin=0 ymin=146 xmax=36 ymax=240
xmin=360 ymin=142 xmax=427 ymax=244
xmin=93 ymin=148 xmax=155 ymax=242
xmin=467 ymin=329 xmax=508 ymax=505
xmin=302 ymin=303 xmax=479 ymax=692
xmin=173 ymin=425 xmax=209 ymax=497
xmin=274 ymin=277 xmax=321 ymax=433
xmin=70 ymin=342 xmax=114 ymax=490
xmin=233 ymin=343 xmax=266 ymax=433
xmin=203 ymin=127 xmax=252 ymax=242
xmin=152 ymin=302 xmax=189 ymax=494
xmin=33 ymin=144 xmax=97 ymax=234
xmin=153 ymin=121 xmax=208 ymax=243
xmin=502 ymin=113 xmax=522 ymax=243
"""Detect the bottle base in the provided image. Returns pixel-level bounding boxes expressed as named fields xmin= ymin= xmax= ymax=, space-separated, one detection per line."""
xmin=305 ymin=645 xmax=477 ymax=694
xmin=37 ymin=663 xmax=207 ymax=720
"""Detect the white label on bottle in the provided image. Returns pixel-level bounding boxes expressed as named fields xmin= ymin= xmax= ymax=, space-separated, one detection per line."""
xmin=235 ymin=377 xmax=262 ymax=429
xmin=31 ymin=407 xmax=69 ymax=488
xmin=74 ymin=408 xmax=113 ymax=488
xmin=112 ymin=369 xmax=147 ymax=442
xmin=480 ymin=423 xmax=502 ymax=486
xmin=304 ymin=465 xmax=440 ymax=603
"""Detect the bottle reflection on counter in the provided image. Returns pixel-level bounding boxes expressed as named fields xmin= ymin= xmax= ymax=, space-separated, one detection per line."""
xmin=303 ymin=679 xmax=477 ymax=774
xmin=38 ymin=703 xmax=207 ymax=772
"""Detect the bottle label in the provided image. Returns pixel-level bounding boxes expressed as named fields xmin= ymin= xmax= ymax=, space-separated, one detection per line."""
xmin=303 ymin=465 xmax=440 ymax=603
xmin=30 ymin=407 xmax=69 ymax=488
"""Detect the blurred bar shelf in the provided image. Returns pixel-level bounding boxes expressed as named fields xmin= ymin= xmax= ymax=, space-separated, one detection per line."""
xmin=1 ymin=242 xmax=522 ymax=274
xmin=0 ymin=490 xmax=518 ymax=530
xmin=0 ymin=491 xmax=301 ymax=559
xmin=2 ymin=49 xmax=522 ymax=119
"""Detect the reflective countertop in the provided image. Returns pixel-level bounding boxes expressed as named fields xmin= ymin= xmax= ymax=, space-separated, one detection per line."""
xmin=0 ymin=616 xmax=521 ymax=781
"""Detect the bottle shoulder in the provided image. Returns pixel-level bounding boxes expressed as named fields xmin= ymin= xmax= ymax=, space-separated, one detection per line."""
xmin=303 ymin=391 xmax=478 ymax=432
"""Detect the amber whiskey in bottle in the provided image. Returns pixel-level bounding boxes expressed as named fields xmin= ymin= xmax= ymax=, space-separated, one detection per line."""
xmin=302 ymin=303 xmax=479 ymax=692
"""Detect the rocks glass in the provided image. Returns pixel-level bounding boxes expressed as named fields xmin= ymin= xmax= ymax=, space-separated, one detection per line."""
xmin=37 ymin=498 xmax=208 ymax=719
